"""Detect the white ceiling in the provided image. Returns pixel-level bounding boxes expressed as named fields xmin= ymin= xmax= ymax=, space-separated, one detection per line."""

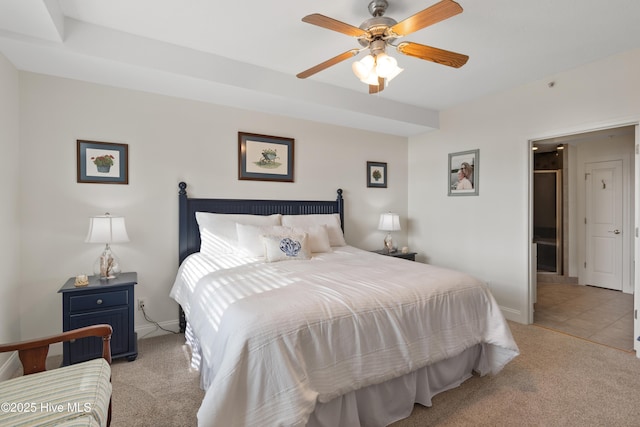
xmin=1 ymin=0 xmax=640 ymax=136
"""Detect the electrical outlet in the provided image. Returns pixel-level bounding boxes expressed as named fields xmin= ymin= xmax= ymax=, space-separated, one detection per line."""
xmin=137 ymin=298 xmax=146 ymax=311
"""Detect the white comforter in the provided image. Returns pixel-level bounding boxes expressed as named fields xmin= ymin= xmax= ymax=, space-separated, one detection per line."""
xmin=170 ymin=246 xmax=519 ymax=427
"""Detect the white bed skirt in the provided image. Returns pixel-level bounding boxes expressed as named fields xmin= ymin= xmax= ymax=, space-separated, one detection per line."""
xmin=307 ymin=344 xmax=482 ymax=427
xmin=186 ymin=324 xmax=483 ymax=427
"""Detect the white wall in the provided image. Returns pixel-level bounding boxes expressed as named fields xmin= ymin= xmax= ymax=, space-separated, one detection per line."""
xmin=0 ymin=53 xmax=21 ymax=376
xmin=18 ymin=72 xmax=408 ymax=344
xmin=408 ymin=48 xmax=640 ymax=323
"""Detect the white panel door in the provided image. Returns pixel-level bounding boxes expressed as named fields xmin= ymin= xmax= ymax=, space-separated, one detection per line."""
xmin=585 ymin=160 xmax=623 ymax=290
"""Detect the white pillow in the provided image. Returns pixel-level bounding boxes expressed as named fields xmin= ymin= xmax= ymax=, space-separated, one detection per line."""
xmin=196 ymin=212 xmax=282 ymax=255
xmin=262 ymin=233 xmax=311 ymax=262
xmin=281 ymin=214 xmax=346 ymax=246
xmin=291 ymin=225 xmax=331 ymax=253
xmin=236 ymin=224 xmax=290 ymax=257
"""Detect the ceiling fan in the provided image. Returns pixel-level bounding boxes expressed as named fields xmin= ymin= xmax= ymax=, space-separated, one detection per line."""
xmin=296 ymin=0 xmax=469 ymax=94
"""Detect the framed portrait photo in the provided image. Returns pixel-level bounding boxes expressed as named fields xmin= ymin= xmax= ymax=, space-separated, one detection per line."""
xmin=448 ymin=149 xmax=479 ymax=196
xmin=367 ymin=161 xmax=387 ymax=188
xmin=77 ymin=140 xmax=129 ymax=184
xmin=238 ymin=132 xmax=294 ymax=182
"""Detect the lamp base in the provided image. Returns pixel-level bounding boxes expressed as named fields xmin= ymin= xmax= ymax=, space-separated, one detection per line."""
xmin=94 ymin=244 xmax=121 ymax=280
xmin=383 ymin=233 xmax=396 ymax=253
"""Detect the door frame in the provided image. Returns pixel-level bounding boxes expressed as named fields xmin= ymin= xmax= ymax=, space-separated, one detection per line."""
xmin=635 ymin=124 xmax=640 ymax=355
xmin=527 ymin=121 xmax=639 ymax=355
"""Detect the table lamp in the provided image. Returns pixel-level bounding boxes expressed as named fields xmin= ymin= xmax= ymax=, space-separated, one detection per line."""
xmin=85 ymin=213 xmax=129 ymax=280
xmin=378 ymin=212 xmax=400 ymax=253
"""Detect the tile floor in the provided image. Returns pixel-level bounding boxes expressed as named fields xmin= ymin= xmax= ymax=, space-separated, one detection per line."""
xmin=534 ymin=281 xmax=635 ymax=352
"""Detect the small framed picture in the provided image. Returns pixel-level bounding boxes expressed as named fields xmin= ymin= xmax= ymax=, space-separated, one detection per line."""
xmin=77 ymin=140 xmax=129 ymax=184
xmin=448 ymin=149 xmax=479 ymax=196
xmin=367 ymin=161 xmax=387 ymax=188
xmin=238 ymin=132 xmax=294 ymax=182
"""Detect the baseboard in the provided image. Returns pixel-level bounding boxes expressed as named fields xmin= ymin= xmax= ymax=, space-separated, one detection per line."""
xmin=0 ymin=352 xmax=20 ymax=381
xmin=135 ymin=319 xmax=181 ymax=340
xmin=500 ymin=306 xmax=524 ymax=323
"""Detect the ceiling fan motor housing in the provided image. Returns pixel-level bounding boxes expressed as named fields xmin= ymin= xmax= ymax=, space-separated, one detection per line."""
xmin=368 ymin=39 xmax=388 ymax=56
xmin=358 ymin=16 xmax=398 ymax=47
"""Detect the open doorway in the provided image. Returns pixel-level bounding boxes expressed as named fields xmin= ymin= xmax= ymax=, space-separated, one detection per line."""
xmin=530 ymin=125 xmax=636 ymax=351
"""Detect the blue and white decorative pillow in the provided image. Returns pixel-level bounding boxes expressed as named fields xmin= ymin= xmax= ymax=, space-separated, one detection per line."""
xmin=262 ymin=233 xmax=311 ymax=262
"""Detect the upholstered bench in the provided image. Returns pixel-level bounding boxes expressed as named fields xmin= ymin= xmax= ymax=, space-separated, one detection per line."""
xmin=0 ymin=324 xmax=113 ymax=427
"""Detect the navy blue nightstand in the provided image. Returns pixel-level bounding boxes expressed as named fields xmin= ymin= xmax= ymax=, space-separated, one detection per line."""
xmin=371 ymin=249 xmax=417 ymax=261
xmin=59 ymin=272 xmax=138 ymax=365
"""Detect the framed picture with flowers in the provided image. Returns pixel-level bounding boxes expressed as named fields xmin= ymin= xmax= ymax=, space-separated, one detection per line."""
xmin=367 ymin=161 xmax=387 ymax=188
xmin=77 ymin=140 xmax=129 ymax=184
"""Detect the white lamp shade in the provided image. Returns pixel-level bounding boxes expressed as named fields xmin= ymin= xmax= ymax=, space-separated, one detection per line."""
xmin=352 ymin=54 xmax=375 ymax=80
xmin=375 ymin=53 xmax=397 ymax=78
xmin=85 ymin=214 xmax=129 ymax=244
xmin=360 ymin=72 xmax=381 ymax=86
xmin=385 ymin=65 xmax=404 ymax=83
xmin=378 ymin=213 xmax=401 ymax=231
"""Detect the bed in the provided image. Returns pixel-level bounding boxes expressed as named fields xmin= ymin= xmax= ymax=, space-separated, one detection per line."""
xmin=170 ymin=182 xmax=519 ymax=427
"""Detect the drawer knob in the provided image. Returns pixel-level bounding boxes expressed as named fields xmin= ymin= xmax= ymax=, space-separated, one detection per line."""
xmin=96 ymin=299 xmax=103 ymax=305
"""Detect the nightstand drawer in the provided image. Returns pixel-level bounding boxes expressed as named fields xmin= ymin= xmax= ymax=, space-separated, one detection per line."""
xmin=69 ymin=290 xmax=128 ymax=312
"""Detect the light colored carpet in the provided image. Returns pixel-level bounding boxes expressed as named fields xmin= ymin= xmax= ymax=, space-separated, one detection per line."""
xmin=110 ymin=333 xmax=203 ymax=427
xmin=392 ymin=322 xmax=640 ymax=426
xmin=109 ymin=322 xmax=640 ymax=426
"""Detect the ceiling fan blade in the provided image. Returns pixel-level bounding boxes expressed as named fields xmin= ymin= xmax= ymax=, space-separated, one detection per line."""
xmin=397 ymin=42 xmax=468 ymax=68
xmin=297 ymin=49 xmax=360 ymax=79
xmin=389 ymin=0 xmax=463 ymax=37
xmin=302 ymin=14 xmax=368 ymax=38
xmin=369 ymin=77 xmax=385 ymax=94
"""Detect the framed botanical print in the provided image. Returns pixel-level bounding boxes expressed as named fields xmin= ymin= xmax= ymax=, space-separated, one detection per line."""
xmin=77 ymin=140 xmax=129 ymax=184
xmin=238 ymin=132 xmax=294 ymax=182
xmin=367 ymin=161 xmax=387 ymax=188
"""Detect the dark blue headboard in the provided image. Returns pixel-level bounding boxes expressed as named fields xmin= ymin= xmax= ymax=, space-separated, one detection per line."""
xmin=178 ymin=182 xmax=344 ymax=264
xmin=176 ymin=182 xmax=344 ymax=331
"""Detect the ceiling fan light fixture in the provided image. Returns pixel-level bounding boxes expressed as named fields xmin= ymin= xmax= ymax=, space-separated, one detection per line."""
xmin=375 ymin=53 xmax=397 ymax=78
xmin=386 ymin=65 xmax=404 ymax=83
xmin=360 ymin=71 xmax=381 ymax=86
xmin=352 ymin=54 xmax=375 ymax=80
